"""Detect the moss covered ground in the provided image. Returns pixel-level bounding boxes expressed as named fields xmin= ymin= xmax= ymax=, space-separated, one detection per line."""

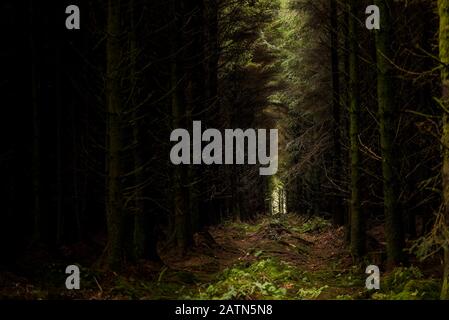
xmin=0 ymin=215 xmax=442 ymax=300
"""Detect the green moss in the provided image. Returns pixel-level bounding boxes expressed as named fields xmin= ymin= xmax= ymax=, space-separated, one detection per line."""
xmin=293 ymin=217 xmax=331 ymax=234
xmin=187 ymin=258 xmax=306 ymax=300
xmin=335 ymin=294 xmax=354 ymax=300
xmin=383 ymin=266 xmax=423 ymax=293
xmin=401 ymin=280 xmax=441 ymax=300
xmin=372 ymin=266 xmax=440 ymax=300
xmin=373 ymin=279 xmax=440 ymax=300
xmin=297 ymin=286 xmax=329 ymax=300
xmin=224 ymin=220 xmax=262 ymax=234
xmin=186 ymin=257 xmax=363 ymax=300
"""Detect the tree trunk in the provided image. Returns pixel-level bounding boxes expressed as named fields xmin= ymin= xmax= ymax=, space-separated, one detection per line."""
xmin=342 ymin=2 xmax=351 ymax=245
xmin=438 ymin=0 xmax=449 ymax=300
xmin=185 ymin=0 xmax=204 ymax=235
xmin=106 ymin=0 xmax=125 ymax=270
xmin=204 ymin=0 xmax=219 ymax=120
xmin=375 ymin=0 xmax=405 ymax=267
xmin=125 ymin=0 xmax=159 ymax=262
xmin=348 ymin=0 xmax=364 ymax=258
xmin=170 ymin=0 xmax=193 ymax=252
xmin=30 ymin=0 xmax=41 ymax=244
xmin=330 ymin=0 xmax=344 ymax=226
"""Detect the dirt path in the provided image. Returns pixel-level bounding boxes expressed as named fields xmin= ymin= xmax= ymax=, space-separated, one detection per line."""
xmin=160 ymin=215 xmax=365 ymax=299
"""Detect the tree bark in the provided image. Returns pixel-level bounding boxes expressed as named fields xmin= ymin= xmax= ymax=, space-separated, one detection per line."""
xmin=170 ymin=0 xmax=193 ymax=252
xmin=438 ymin=0 xmax=449 ymax=300
xmin=30 ymin=0 xmax=41 ymax=244
xmin=106 ymin=0 xmax=126 ymax=270
xmin=348 ymin=0 xmax=364 ymax=258
xmin=375 ymin=0 xmax=405 ymax=267
xmin=330 ymin=0 xmax=344 ymax=226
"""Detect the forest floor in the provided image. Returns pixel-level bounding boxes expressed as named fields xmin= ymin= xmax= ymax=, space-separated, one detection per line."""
xmin=159 ymin=214 xmax=363 ymax=300
xmin=0 ymin=214 xmax=442 ymax=300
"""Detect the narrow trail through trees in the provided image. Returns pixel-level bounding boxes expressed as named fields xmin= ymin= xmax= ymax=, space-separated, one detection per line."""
xmin=159 ymin=215 xmax=364 ymax=300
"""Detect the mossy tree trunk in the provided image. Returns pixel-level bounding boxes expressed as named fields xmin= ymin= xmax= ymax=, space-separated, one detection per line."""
xmin=438 ymin=0 xmax=449 ymax=300
xmin=375 ymin=0 xmax=405 ymax=267
xmin=348 ymin=0 xmax=364 ymax=258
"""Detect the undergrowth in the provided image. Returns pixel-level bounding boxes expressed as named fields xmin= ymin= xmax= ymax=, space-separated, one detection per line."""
xmin=186 ymin=258 xmax=331 ymax=300
xmin=292 ymin=216 xmax=331 ymax=234
xmin=371 ymin=266 xmax=440 ymax=300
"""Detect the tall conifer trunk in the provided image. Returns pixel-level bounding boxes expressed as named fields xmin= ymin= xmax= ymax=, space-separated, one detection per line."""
xmin=348 ymin=0 xmax=364 ymax=258
xmin=106 ymin=0 xmax=125 ymax=270
xmin=330 ymin=0 xmax=344 ymax=226
xmin=438 ymin=0 xmax=449 ymax=300
xmin=375 ymin=0 xmax=405 ymax=267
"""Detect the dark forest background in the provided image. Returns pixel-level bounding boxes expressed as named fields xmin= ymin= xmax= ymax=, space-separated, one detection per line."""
xmin=1 ymin=0 xmax=449 ymax=300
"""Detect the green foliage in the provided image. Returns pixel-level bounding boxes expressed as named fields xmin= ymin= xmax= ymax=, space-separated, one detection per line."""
xmin=372 ymin=279 xmax=441 ymax=300
xmin=401 ymin=280 xmax=441 ymax=300
xmin=372 ymin=266 xmax=440 ymax=300
xmin=224 ymin=220 xmax=262 ymax=234
xmin=383 ymin=266 xmax=423 ymax=292
xmin=254 ymin=250 xmax=264 ymax=258
xmin=335 ymin=294 xmax=354 ymax=300
xmin=190 ymin=258 xmax=295 ymax=300
xmin=188 ymin=258 xmax=303 ymax=300
xmin=294 ymin=217 xmax=331 ymax=234
xmin=187 ymin=257 xmax=337 ymax=300
xmin=297 ymin=286 xmax=328 ymax=299
xmin=411 ymin=213 xmax=449 ymax=262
